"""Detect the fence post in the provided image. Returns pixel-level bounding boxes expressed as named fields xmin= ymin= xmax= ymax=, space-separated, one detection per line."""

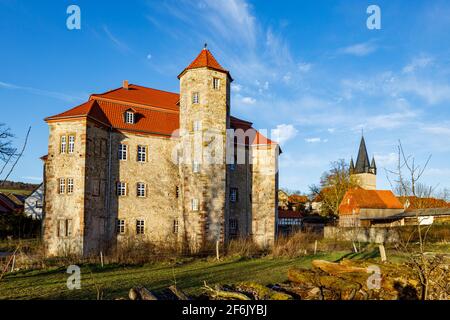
xmin=100 ymin=251 xmax=104 ymax=268
xmin=11 ymin=254 xmax=16 ymax=272
xmin=379 ymin=244 xmax=387 ymax=262
xmin=314 ymin=240 xmax=318 ymax=255
xmin=216 ymin=241 xmax=220 ymax=261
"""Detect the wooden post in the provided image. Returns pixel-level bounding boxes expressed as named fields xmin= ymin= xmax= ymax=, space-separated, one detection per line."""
xmin=379 ymin=244 xmax=387 ymax=262
xmin=352 ymin=242 xmax=358 ymax=253
xmin=100 ymin=251 xmax=104 ymax=268
xmin=216 ymin=241 xmax=220 ymax=261
xmin=10 ymin=254 xmax=15 ymax=272
xmin=314 ymin=240 xmax=318 ymax=255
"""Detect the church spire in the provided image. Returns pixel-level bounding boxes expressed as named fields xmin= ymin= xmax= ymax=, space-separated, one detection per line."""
xmin=354 ymin=136 xmax=371 ymax=174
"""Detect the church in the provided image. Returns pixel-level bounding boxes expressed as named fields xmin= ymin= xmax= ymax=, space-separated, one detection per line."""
xmin=42 ymin=47 xmax=280 ymax=257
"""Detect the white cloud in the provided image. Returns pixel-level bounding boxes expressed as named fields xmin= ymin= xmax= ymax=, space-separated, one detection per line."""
xmin=422 ymin=125 xmax=450 ymax=136
xmin=271 ymin=124 xmax=298 ymax=144
xmin=146 ymin=53 xmax=152 ymax=60
xmin=374 ymin=153 xmax=398 ymax=168
xmin=231 ymin=84 xmax=242 ymax=92
xmin=103 ymin=25 xmax=131 ymax=53
xmin=402 ymin=56 xmax=433 ymax=73
xmin=241 ymin=96 xmax=256 ymax=104
xmin=298 ymin=62 xmax=312 ymax=73
xmin=327 ymin=128 xmax=335 ymax=133
xmin=305 ymin=137 xmax=322 ymax=143
xmin=339 ymin=41 xmax=377 ymax=57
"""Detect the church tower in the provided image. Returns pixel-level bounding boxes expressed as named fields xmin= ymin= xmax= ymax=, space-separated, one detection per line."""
xmin=177 ymin=45 xmax=232 ymax=251
xmin=350 ymin=135 xmax=377 ymax=190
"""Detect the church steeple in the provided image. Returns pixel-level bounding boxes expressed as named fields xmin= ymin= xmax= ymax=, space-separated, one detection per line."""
xmin=370 ymin=156 xmax=377 ymax=174
xmin=354 ymin=136 xmax=371 ymax=174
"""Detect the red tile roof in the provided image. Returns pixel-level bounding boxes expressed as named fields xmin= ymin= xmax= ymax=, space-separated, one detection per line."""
xmin=178 ymin=48 xmax=230 ymax=79
xmin=398 ymin=196 xmax=450 ymax=211
xmin=46 ymin=85 xmax=275 ymax=145
xmin=278 ymin=210 xmax=303 ymax=219
xmin=339 ymin=188 xmax=404 ymax=215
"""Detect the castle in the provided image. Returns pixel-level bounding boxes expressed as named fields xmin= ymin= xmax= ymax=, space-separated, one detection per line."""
xmin=43 ymin=47 xmax=280 ymax=256
xmin=350 ymin=136 xmax=377 ymax=190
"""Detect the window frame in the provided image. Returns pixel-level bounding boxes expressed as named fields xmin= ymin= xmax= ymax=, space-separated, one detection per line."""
xmin=67 ymin=178 xmax=74 ymax=194
xmin=117 ymin=182 xmax=127 ymax=196
xmin=68 ymin=135 xmax=75 ymax=154
xmin=213 ymin=77 xmax=220 ymax=90
xmin=192 ymin=92 xmax=200 ymax=104
xmin=60 ymin=136 xmax=67 ymax=154
xmin=137 ymin=182 xmax=146 ymax=198
xmin=191 ymin=198 xmax=199 ymax=212
xmin=59 ymin=178 xmax=66 ymax=194
xmin=118 ymin=144 xmax=128 ymax=161
xmin=173 ymin=220 xmax=179 ymax=234
xmin=137 ymin=145 xmax=147 ymax=163
xmin=230 ymin=187 xmax=238 ymax=203
xmin=116 ymin=219 xmax=125 ymax=234
xmin=125 ymin=111 xmax=135 ymax=124
xmin=136 ymin=219 xmax=145 ymax=235
xmin=192 ymin=162 xmax=200 ymax=173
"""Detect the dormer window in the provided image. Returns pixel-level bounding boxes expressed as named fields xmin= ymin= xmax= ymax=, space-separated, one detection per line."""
xmin=125 ymin=111 xmax=135 ymax=124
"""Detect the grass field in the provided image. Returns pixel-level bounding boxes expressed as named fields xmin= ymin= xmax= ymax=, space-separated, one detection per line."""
xmin=0 ymin=188 xmax=32 ymax=196
xmin=0 ymin=252 xmax=356 ymax=300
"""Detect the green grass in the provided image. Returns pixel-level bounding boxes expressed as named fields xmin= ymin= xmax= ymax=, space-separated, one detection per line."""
xmin=0 ymin=252 xmax=348 ymax=300
xmin=0 ymin=188 xmax=32 ymax=196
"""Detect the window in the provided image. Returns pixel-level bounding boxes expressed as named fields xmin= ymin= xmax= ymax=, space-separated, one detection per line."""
xmin=137 ymin=145 xmax=147 ymax=162
xmin=175 ymin=186 xmax=180 ymax=198
xmin=119 ymin=144 xmax=127 ymax=160
xmin=137 ymin=183 xmax=146 ymax=197
xmin=67 ymin=178 xmax=74 ymax=194
xmin=60 ymin=136 xmax=67 ymax=154
xmin=229 ymin=164 xmax=236 ymax=171
xmin=213 ymin=78 xmax=220 ymax=90
xmin=136 ymin=220 xmax=145 ymax=235
xmin=117 ymin=182 xmax=127 ymax=196
xmin=116 ymin=219 xmax=125 ymax=234
xmin=68 ymin=135 xmax=75 ymax=154
xmin=193 ymin=120 xmax=201 ymax=132
xmin=191 ymin=198 xmax=199 ymax=211
xmin=230 ymin=188 xmax=238 ymax=203
xmin=229 ymin=219 xmax=238 ymax=235
xmin=57 ymin=219 xmax=72 ymax=237
xmin=125 ymin=111 xmax=135 ymax=124
xmin=173 ymin=220 xmax=179 ymax=234
xmin=192 ymin=162 xmax=200 ymax=173
xmin=192 ymin=92 xmax=199 ymax=104
xmin=59 ymin=178 xmax=66 ymax=194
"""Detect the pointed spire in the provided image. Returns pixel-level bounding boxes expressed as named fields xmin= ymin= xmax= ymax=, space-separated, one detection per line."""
xmin=354 ymin=136 xmax=371 ymax=174
xmin=371 ymin=156 xmax=376 ymax=169
xmin=350 ymin=157 xmax=355 ymax=174
xmin=178 ymin=45 xmax=232 ymax=80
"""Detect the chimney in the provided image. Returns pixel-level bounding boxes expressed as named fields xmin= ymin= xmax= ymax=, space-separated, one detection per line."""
xmin=123 ymin=80 xmax=129 ymax=90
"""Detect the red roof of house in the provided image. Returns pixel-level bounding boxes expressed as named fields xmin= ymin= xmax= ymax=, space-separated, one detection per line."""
xmin=178 ymin=48 xmax=230 ymax=79
xmin=339 ymin=188 xmax=404 ymax=215
xmin=278 ymin=210 xmax=303 ymax=219
xmin=398 ymin=196 xmax=450 ymax=211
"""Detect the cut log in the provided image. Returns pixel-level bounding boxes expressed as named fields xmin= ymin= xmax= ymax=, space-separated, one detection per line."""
xmin=203 ymin=281 xmax=251 ymax=300
xmin=168 ymin=285 xmax=190 ymax=300
xmin=129 ymin=286 xmax=158 ymax=300
xmin=312 ymin=260 xmax=368 ymax=275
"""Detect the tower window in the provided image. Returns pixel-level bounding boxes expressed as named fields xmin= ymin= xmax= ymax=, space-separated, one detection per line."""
xmin=229 ymin=219 xmax=238 ymax=235
xmin=192 ymin=92 xmax=200 ymax=104
xmin=68 ymin=135 xmax=75 ymax=154
xmin=192 ymin=162 xmax=201 ymax=173
xmin=213 ymin=78 xmax=220 ymax=90
xmin=230 ymin=188 xmax=238 ymax=203
xmin=175 ymin=186 xmax=180 ymax=198
xmin=173 ymin=220 xmax=179 ymax=234
xmin=193 ymin=120 xmax=201 ymax=132
xmin=191 ymin=198 xmax=199 ymax=211
xmin=59 ymin=178 xmax=66 ymax=194
xmin=60 ymin=136 xmax=67 ymax=154
xmin=67 ymin=178 xmax=74 ymax=194
xmin=125 ymin=111 xmax=135 ymax=124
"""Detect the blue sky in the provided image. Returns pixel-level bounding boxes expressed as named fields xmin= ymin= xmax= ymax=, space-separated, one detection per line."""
xmin=1 ymin=0 xmax=450 ymax=194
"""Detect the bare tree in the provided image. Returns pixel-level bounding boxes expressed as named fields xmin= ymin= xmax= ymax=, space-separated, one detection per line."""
xmin=0 ymin=126 xmax=31 ymax=185
xmin=309 ymin=159 xmax=360 ymax=217
xmin=386 ymin=140 xmax=447 ymax=300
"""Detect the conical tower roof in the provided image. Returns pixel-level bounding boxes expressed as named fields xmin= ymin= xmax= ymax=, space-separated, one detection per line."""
xmin=354 ymin=136 xmax=371 ymax=173
xmin=178 ymin=45 xmax=231 ymax=79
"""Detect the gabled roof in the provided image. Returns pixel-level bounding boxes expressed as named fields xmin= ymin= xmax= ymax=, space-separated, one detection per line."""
xmin=339 ymin=188 xmax=404 ymax=215
xmin=178 ymin=48 xmax=232 ymax=80
xmin=278 ymin=210 xmax=303 ymax=219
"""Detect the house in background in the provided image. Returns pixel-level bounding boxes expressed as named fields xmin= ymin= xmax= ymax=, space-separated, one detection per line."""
xmin=338 ymin=188 xmax=404 ymax=227
xmin=24 ymin=183 xmax=44 ymax=220
xmin=0 ymin=192 xmax=24 ymax=214
xmin=277 ymin=210 xmax=303 ymax=236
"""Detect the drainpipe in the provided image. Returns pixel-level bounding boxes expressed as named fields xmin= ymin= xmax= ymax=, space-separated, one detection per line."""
xmin=106 ymin=127 xmax=113 ymax=245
